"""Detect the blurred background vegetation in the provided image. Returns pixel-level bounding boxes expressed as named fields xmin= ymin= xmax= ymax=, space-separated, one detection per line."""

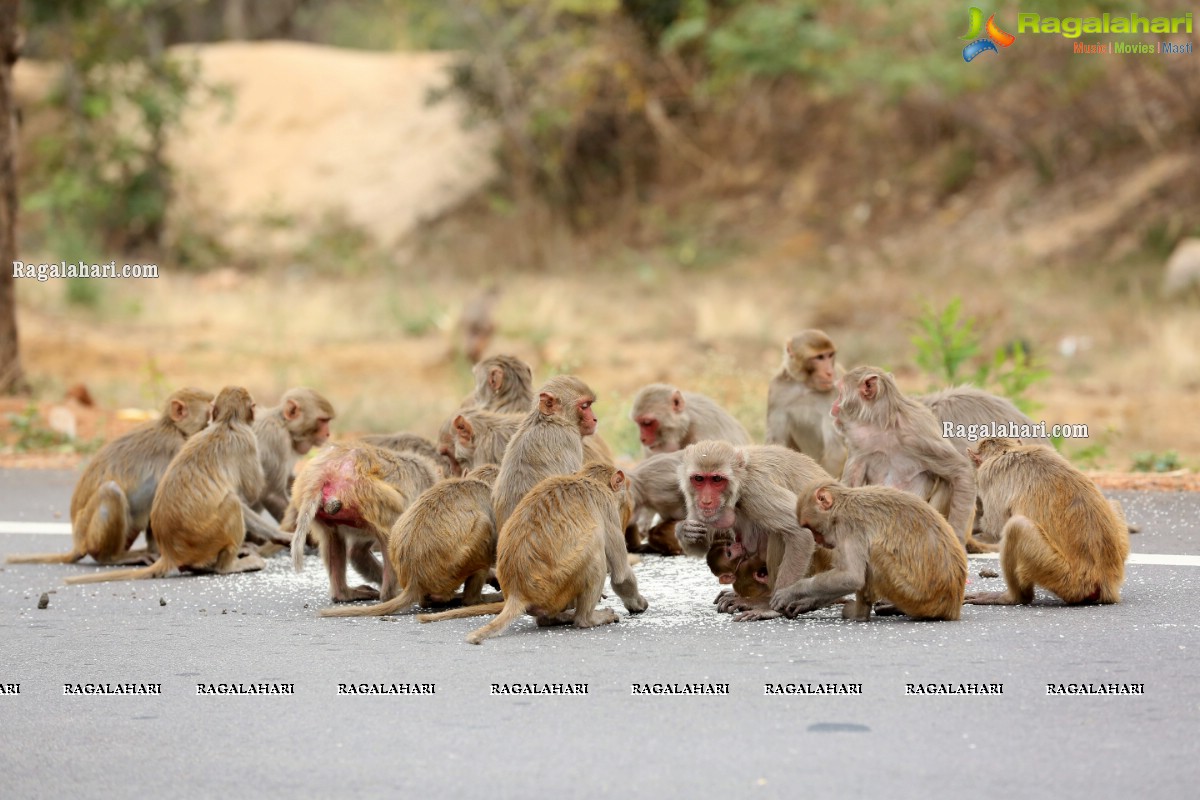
xmin=8 ymin=0 xmax=1200 ymax=469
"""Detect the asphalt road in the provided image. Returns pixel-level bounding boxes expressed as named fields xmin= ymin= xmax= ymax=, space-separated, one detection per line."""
xmin=1 ymin=469 xmax=1198 ymax=799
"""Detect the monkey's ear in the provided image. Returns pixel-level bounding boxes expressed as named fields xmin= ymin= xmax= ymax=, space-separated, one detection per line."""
xmin=453 ymin=415 xmax=473 ymax=442
xmin=755 ymin=566 xmax=770 ymax=584
xmin=538 ymin=392 xmax=559 ymax=415
xmin=815 ymin=486 xmax=834 ymax=511
xmin=670 ymin=390 xmax=686 ymax=413
xmin=488 ymin=366 xmax=504 ymax=392
xmin=718 ymin=574 xmax=734 ymax=585
xmin=860 ymin=375 xmax=879 ymax=402
xmin=169 ymin=398 xmax=188 ymax=422
xmin=785 ymin=340 xmax=795 ymax=357
xmin=610 ymin=469 xmax=626 ymax=492
xmin=284 ymin=399 xmax=302 ymax=421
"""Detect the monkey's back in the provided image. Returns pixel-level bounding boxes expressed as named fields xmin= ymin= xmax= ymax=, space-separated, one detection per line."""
xmin=392 ymin=478 xmax=496 ymax=597
xmin=496 ymin=475 xmax=610 ymax=613
xmin=982 ymin=447 xmax=1128 ymax=576
xmin=858 ymin=487 xmax=967 ymax=620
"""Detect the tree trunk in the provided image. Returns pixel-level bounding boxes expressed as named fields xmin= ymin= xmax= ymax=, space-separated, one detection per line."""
xmin=0 ymin=0 xmax=24 ymax=394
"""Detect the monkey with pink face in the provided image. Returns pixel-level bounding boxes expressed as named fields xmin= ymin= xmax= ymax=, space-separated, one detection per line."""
xmin=676 ymin=441 xmax=832 ymax=621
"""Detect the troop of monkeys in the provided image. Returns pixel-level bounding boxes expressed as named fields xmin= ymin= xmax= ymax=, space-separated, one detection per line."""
xmin=7 ymin=330 xmax=1130 ymax=643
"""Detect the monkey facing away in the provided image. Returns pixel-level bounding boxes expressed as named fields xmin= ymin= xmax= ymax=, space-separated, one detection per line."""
xmin=288 ymin=442 xmax=439 ymax=602
xmin=471 ymin=354 xmax=534 ymax=414
xmin=8 ymin=387 xmax=213 ymax=567
xmin=630 ymin=383 xmax=750 ymax=456
xmin=318 ymin=464 xmax=500 ymax=618
xmin=64 ymin=386 xmax=267 ymax=585
xmin=774 ymin=481 xmax=968 ymax=621
xmin=418 ymin=463 xmax=648 ymax=644
xmin=964 ymin=438 xmax=1128 ymax=606
xmin=625 ymin=450 xmax=688 ymax=556
xmin=833 ymin=367 xmax=992 ymax=553
xmin=765 ymin=329 xmax=847 ymax=478
xmin=490 ymin=375 xmax=598 ymax=533
xmin=920 ymin=386 xmax=1050 ymax=455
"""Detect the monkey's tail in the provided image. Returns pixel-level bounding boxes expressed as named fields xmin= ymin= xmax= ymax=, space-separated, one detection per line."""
xmin=319 ymin=587 xmax=420 ymax=618
xmin=7 ymin=550 xmax=82 ymax=564
xmin=291 ymin=496 xmax=321 ymax=573
xmin=417 ymin=600 xmax=505 ymax=624
xmin=464 ymin=597 xmax=527 ymax=644
xmin=64 ymin=557 xmax=171 ymax=585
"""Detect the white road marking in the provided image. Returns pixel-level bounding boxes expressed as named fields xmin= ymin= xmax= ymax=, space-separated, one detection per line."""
xmin=972 ymin=552 xmax=1200 ymax=566
xmin=1 ymin=523 xmax=1197 ymax=564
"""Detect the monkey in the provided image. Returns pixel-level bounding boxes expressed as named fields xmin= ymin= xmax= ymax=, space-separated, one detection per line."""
xmin=675 ymin=441 xmax=831 ymax=620
xmin=769 ymin=480 xmax=968 ymax=621
xmin=630 ymin=383 xmax=750 ymax=456
xmin=288 ymin=442 xmax=439 ymax=602
xmin=919 ymin=385 xmax=1054 ymax=545
xmin=360 ymin=432 xmax=448 ymax=476
xmin=318 ymin=464 xmax=501 ymax=618
xmin=706 ymin=539 xmax=747 ymax=585
xmin=252 ymin=387 xmax=335 ymax=520
xmin=7 ymin=387 xmax=213 ymax=567
xmin=451 ymin=408 xmax=523 ymax=471
xmin=490 ymin=375 xmax=598 ymax=533
xmin=64 ymin=387 xmax=267 ymax=585
xmin=470 ymin=354 xmax=534 ymax=414
xmin=417 ymin=463 xmax=648 ymax=644
xmin=765 ymin=329 xmax=848 ymax=478
xmin=459 ymin=285 xmax=500 ymax=364
xmin=832 ymin=367 xmax=992 ymax=553
xmin=920 ymin=386 xmax=1051 ymax=454
xmin=434 ymin=416 xmax=467 ymax=477
xmin=731 ymin=554 xmax=771 ymax=603
xmin=963 ymin=438 xmax=1129 ymax=606
xmin=624 ymin=451 xmax=688 ymax=555
xmin=243 ymin=387 xmax=335 ymax=547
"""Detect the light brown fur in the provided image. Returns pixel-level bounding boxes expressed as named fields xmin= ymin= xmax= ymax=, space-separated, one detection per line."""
xmin=288 ymin=443 xmax=439 ymax=602
xmin=7 ymin=387 xmax=212 ymax=567
xmin=676 ymin=441 xmax=831 ymax=621
xmin=471 ymin=354 xmax=534 ymax=414
xmin=319 ymin=464 xmax=500 ymax=618
xmin=452 ymin=409 xmax=523 ymax=470
xmin=765 ymin=330 xmax=847 ymax=478
xmin=834 ymin=367 xmax=991 ymax=553
xmin=419 ymin=463 xmax=647 ymax=644
xmin=964 ymin=438 xmax=1129 ymax=606
xmin=778 ymin=481 xmax=968 ymax=621
xmin=630 ymin=383 xmax=750 ymax=456
xmin=490 ymin=375 xmax=597 ymax=533
xmin=361 ymin=432 xmax=447 ymax=477
xmin=64 ymin=386 xmax=265 ymax=584
xmin=625 ymin=451 xmax=687 ymax=556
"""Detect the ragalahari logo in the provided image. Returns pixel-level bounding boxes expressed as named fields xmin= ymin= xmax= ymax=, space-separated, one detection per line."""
xmin=961 ymin=7 xmax=1016 ymax=61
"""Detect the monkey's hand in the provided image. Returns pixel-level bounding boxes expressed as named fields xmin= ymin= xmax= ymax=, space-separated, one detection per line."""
xmin=715 ymin=591 xmax=753 ymax=614
xmin=733 ymin=608 xmax=783 ymax=622
xmin=710 ymin=528 xmax=734 ymax=546
xmin=769 ymin=588 xmax=822 ymax=618
xmin=677 ymin=519 xmax=710 ymax=548
xmin=623 ymin=594 xmax=649 ymax=614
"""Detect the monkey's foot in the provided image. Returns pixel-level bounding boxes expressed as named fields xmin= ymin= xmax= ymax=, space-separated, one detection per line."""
xmin=574 ymin=608 xmax=619 ymax=628
xmin=733 ymin=609 xmax=782 ymax=622
xmin=963 ymin=591 xmax=1020 ymax=606
xmin=536 ymin=612 xmax=575 ymax=627
xmin=872 ymin=601 xmax=902 ymax=616
xmin=622 ymin=594 xmax=648 ymax=614
xmin=333 ymin=585 xmax=380 ymax=602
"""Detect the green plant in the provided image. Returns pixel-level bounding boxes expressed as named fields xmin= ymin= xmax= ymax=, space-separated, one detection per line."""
xmin=1131 ymin=451 xmax=1181 ymax=473
xmin=912 ymin=298 xmax=1050 ymax=414
xmin=4 ymin=406 xmax=100 ymax=454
